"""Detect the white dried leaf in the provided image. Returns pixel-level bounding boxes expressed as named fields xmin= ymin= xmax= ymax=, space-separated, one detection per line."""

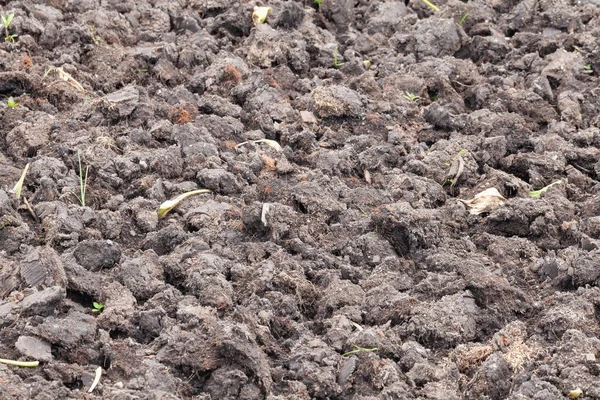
xmin=459 ymin=187 xmax=506 ymax=215
xmin=261 ymin=203 xmax=271 ymax=227
xmin=252 ymin=6 xmax=271 ymax=24
xmin=236 ymin=139 xmax=282 ymax=152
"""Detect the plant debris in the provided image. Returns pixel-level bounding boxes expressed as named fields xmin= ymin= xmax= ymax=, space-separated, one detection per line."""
xmin=530 ymin=180 xmax=563 ymax=198
xmin=88 ymin=366 xmax=102 ymax=393
xmin=458 ymin=188 xmax=506 ymax=215
xmin=0 ymin=358 xmax=39 ymax=367
xmin=12 ymin=163 xmax=29 ymax=198
xmin=158 ymin=189 xmax=212 ymax=219
xmin=235 ymin=139 xmax=282 ymax=152
xmin=252 ymin=6 xmax=272 ymax=24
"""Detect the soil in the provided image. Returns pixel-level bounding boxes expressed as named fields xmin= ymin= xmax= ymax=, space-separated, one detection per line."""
xmin=1 ymin=0 xmax=600 ymax=399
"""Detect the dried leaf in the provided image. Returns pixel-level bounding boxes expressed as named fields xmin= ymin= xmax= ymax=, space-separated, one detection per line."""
xmin=12 ymin=163 xmax=30 ymax=198
xmin=158 ymin=189 xmax=212 ymax=219
xmin=236 ymin=139 xmax=282 ymax=152
xmin=261 ymin=203 xmax=271 ymax=227
xmin=569 ymin=388 xmax=583 ymax=399
xmin=252 ymin=6 xmax=271 ymax=24
xmin=530 ymin=180 xmax=562 ymax=198
xmin=459 ymin=187 xmax=506 ymax=215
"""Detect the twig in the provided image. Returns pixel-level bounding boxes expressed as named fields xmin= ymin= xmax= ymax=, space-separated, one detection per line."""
xmin=23 ymin=197 xmax=38 ymax=222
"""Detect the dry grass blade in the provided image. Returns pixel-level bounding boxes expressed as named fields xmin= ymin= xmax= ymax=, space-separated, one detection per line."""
xmin=55 ymin=67 xmax=85 ymax=92
xmin=12 ymin=163 xmax=30 ymax=198
xmin=88 ymin=366 xmax=102 ymax=393
xmin=158 ymin=189 xmax=212 ymax=219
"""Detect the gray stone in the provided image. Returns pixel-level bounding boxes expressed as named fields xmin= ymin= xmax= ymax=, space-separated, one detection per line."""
xmin=19 ymin=286 xmax=65 ymax=317
xmin=15 ymin=336 xmax=53 ymax=362
xmin=74 ymin=240 xmax=122 ymax=271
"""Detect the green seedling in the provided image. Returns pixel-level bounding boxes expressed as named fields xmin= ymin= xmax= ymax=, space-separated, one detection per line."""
xmin=7 ymin=97 xmax=19 ymax=107
xmin=333 ymin=47 xmax=344 ymax=68
xmin=12 ymin=163 xmax=29 ymax=198
xmin=530 ymin=180 xmax=562 ymax=198
xmin=342 ymin=344 xmax=379 ymax=357
xmin=158 ymin=189 xmax=212 ymax=219
xmin=584 ymin=64 xmax=592 ymax=71
xmin=459 ymin=13 xmax=468 ymax=25
xmin=459 ymin=149 xmax=469 ymax=156
xmin=44 ymin=66 xmax=55 ymax=78
xmin=315 ymin=0 xmax=323 ymax=9
xmin=0 ymin=358 xmax=39 ymax=367
xmin=2 ymin=13 xmax=16 ymax=43
xmin=363 ymin=60 xmax=371 ymax=68
xmin=421 ymin=0 xmax=439 ymax=11
xmin=72 ymin=153 xmax=89 ymax=207
xmin=87 ymin=25 xmax=100 ymax=44
xmin=405 ymin=91 xmax=420 ymax=101
xmin=139 ymin=68 xmax=149 ymax=73
xmin=92 ymin=302 xmax=104 ymax=313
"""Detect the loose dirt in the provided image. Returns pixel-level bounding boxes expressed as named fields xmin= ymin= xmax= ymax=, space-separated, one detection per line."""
xmin=1 ymin=0 xmax=600 ymax=399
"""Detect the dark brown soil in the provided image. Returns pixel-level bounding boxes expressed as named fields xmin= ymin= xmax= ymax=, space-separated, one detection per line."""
xmin=1 ymin=0 xmax=600 ymax=398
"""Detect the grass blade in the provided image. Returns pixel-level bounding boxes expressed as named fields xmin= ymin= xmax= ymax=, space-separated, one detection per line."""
xmin=421 ymin=0 xmax=439 ymax=11
xmin=12 ymin=163 xmax=30 ymax=198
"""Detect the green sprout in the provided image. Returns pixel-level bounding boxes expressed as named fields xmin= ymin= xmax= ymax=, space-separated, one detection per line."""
xmin=530 ymin=180 xmax=562 ymax=198
xmin=342 ymin=344 xmax=379 ymax=357
xmin=421 ymin=0 xmax=439 ymax=12
xmin=92 ymin=302 xmax=104 ymax=313
xmin=72 ymin=153 xmax=89 ymax=207
xmin=405 ymin=91 xmax=420 ymax=101
xmin=458 ymin=149 xmax=469 ymax=156
xmin=43 ymin=66 xmax=55 ymax=78
xmin=87 ymin=26 xmax=100 ymax=45
xmin=7 ymin=97 xmax=19 ymax=107
xmin=584 ymin=64 xmax=592 ymax=71
xmin=459 ymin=13 xmax=468 ymax=25
xmin=333 ymin=47 xmax=344 ymax=68
xmin=315 ymin=0 xmax=323 ymax=9
xmin=2 ymin=13 xmax=16 ymax=42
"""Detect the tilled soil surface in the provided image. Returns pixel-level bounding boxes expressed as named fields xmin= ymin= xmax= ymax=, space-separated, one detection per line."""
xmin=2 ymin=0 xmax=600 ymax=399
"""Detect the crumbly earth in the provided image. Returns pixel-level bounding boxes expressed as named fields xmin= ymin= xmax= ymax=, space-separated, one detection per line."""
xmin=1 ymin=0 xmax=600 ymax=399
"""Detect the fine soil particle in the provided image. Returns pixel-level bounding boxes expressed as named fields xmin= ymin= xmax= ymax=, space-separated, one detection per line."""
xmin=1 ymin=0 xmax=600 ymax=398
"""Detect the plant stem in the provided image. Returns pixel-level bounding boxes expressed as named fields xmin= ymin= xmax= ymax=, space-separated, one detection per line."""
xmin=78 ymin=153 xmax=89 ymax=207
xmin=421 ymin=0 xmax=439 ymax=11
xmin=0 ymin=358 xmax=39 ymax=367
